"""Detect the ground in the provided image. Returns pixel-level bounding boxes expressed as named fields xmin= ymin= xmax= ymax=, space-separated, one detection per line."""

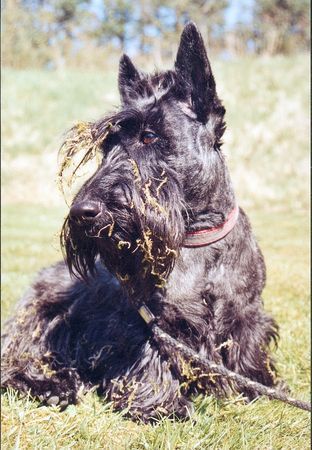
xmin=1 ymin=55 xmax=310 ymax=449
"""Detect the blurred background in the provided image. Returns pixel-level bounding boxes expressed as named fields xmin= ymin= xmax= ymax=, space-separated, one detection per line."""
xmin=1 ymin=2 xmax=310 ymax=447
xmin=1 ymin=0 xmax=309 ymax=210
xmin=2 ymin=0 xmax=310 ymax=68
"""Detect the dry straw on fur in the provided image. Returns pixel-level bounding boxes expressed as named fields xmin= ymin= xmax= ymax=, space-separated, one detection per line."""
xmin=57 ymin=121 xmax=111 ymax=203
xmin=58 ymin=123 xmax=175 ymax=288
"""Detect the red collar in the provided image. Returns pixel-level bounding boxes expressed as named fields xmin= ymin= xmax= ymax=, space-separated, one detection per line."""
xmin=183 ymin=205 xmax=239 ymax=248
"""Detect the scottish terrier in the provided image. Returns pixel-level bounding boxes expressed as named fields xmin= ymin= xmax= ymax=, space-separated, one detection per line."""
xmin=1 ymin=23 xmax=279 ymax=422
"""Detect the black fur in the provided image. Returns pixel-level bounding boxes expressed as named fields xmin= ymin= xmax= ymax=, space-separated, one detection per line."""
xmin=1 ymin=23 xmax=279 ymax=422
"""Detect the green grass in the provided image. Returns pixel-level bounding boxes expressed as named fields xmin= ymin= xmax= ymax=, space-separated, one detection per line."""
xmin=2 ymin=68 xmax=118 ymax=157
xmin=1 ymin=56 xmax=310 ymax=448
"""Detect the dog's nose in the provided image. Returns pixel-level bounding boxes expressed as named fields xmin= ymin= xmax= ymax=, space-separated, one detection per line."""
xmin=70 ymin=201 xmax=101 ymax=222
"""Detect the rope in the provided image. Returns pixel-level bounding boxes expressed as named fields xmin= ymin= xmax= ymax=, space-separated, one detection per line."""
xmin=151 ymin=323 xmax=311 ymax=412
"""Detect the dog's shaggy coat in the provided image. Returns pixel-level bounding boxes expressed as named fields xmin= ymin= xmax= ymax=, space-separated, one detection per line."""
xmin=1 ymin=23 xmax=279 ymax=422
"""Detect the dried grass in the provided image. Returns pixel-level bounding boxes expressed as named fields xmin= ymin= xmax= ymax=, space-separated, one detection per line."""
xmin=57 ymin=121 xmax=112 ymax=204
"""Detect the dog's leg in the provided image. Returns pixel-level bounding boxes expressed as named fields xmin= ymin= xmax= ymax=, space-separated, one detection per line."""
xmin=99 ymin=340 xmax=193 ymax=422
xmin=216 ymin=301 xmax=279 ymax=399
xmin=1 ymin=263 xmax=84 ymax=407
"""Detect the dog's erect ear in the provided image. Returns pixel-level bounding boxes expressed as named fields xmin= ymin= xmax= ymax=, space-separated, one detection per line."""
xmin=118 ymin=54 xmax=141 ymax=104
xmin=175 ymin=22 xmax=218 ymax=124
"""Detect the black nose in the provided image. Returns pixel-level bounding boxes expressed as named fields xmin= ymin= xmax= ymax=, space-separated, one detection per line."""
xmin=70 ymin=201 xmax=101 ymax=222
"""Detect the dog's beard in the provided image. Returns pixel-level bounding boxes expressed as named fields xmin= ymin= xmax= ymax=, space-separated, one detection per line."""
xmin=60 ymin=174 xmax=185 ymax=301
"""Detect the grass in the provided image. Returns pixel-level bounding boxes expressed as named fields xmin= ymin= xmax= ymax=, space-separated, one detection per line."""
xmin=1 ymin=55 xmax=310 ymax=448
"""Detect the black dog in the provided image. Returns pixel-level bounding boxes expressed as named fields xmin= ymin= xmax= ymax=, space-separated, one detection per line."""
xmin=1 ymin=23 xmax=279 ymax=422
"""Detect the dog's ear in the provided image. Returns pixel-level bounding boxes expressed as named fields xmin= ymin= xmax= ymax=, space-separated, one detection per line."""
xmin=118 ymin=54 xmax=141 ymax=105
xmin=175 ymin=22 xmax=219 ymax=124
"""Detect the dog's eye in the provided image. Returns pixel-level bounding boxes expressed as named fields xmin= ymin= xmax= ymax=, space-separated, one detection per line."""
xmin=141 ymin=131 xmax=158 ymax=145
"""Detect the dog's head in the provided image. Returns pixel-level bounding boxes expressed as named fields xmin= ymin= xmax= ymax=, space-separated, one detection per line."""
xmin=61 ymin=23 xmax=227 ymax=296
